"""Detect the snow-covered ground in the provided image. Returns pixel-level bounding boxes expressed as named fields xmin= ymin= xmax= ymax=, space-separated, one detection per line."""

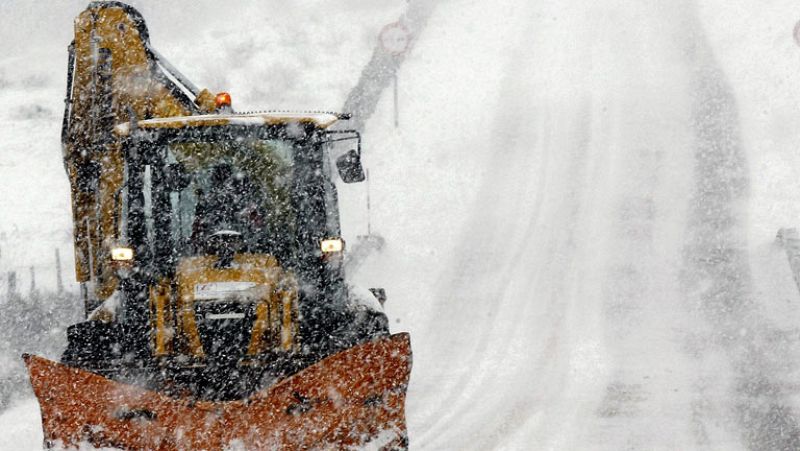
xmin=4 ymin=0 xmax=800 ymax=449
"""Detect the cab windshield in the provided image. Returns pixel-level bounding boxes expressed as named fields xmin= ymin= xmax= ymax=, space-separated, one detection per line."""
xmin=130 ymin=124 xmax=342 ymax=277
xmin=167 ymin=138 xmax=299 ymax=260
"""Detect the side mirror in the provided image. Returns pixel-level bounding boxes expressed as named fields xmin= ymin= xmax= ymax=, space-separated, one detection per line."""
xmin=164 ymin=163 xmax=191 ymax=191
xmin=336 ymin=149 xmax=365 ymax=183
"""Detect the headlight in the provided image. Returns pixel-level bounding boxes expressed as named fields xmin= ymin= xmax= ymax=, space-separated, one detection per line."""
xmin=320 ymin=238 xmax=344 ymax=254
xmin=111 ymin=247 xmax=134 ymax=261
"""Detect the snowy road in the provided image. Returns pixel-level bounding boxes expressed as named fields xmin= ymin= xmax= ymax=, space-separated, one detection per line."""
xmin=365 ymin=1 xmax=800 ymax=449
xmin=4 ymin=0 xmax=800 ymax=449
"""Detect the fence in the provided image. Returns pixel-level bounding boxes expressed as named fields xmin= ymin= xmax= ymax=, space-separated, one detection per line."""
xmin=0 ymin=247 xmax=81 ymax=411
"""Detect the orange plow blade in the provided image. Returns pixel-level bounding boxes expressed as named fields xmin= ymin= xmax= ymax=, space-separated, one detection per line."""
xmin=24 ymin=333 xmax=411 ymax=450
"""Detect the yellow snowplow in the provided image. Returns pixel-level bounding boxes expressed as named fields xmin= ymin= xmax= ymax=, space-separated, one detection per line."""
xmin=24 ymin=2 xmax=411 ymax=449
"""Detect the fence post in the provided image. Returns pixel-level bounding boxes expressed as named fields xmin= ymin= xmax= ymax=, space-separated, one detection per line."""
xmin=29 ymin=265 xmax=37 ymax=295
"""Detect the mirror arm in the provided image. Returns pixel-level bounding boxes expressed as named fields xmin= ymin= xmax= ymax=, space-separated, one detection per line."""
xmin=324 ymin=129 xmax=362 ymax=157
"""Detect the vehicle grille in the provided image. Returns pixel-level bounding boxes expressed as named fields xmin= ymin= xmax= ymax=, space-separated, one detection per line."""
xmin=194 ymin=301 xmax=256 ymax=360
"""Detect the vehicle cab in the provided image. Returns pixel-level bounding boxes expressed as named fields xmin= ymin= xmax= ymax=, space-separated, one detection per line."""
xmin=64 ymin=111 xmax=387 ymax=397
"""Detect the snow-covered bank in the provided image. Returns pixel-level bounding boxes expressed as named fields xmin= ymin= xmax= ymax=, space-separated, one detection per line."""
xmin=0 ymin=400 xmax=42 ymax=451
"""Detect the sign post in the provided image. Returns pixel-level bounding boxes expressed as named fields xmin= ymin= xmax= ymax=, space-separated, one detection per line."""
xmin=379 ymin=22 xmax=411 ymax=127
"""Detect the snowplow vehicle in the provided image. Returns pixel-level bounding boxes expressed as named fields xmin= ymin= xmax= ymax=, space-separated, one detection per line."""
xmin=23 ymin=2 xmax=411 ymax=449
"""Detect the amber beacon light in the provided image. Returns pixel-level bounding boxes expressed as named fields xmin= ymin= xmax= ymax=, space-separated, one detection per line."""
xmin=215 ymin=92 xmax=232 ymax=109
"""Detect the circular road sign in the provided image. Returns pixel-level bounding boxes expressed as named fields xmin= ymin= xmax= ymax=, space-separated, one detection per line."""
xmin=379 ymin=22 xmax=411 ymax=55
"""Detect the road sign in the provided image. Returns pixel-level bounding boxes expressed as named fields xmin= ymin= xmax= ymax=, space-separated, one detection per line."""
xmin=379 ymin=22 xmax=411 ymax=128
xmin=379 ymin=22 xmax=411 ymax=55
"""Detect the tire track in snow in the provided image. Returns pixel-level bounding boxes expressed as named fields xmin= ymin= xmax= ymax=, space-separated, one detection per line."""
xmin=568 ymin=4 xmax=704 ymax=447
xmin=682 ymin=7 xmax=800 ymax=450
xmin=591 ymin=135 xmax=672 ymax=448
xmin=410 ymin=3 xmax=625 ymax=446
xmin=406 ymin=4 xmax=605 ymax=446
xmin=410 ymin=68 xmax=567 ymax=450
xmin=412 ymin=2 xmax=693 ymax=448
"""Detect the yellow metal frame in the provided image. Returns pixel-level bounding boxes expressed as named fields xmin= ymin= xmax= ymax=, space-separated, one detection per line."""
xmin=168 ymin=254 xmax=300 ymax=358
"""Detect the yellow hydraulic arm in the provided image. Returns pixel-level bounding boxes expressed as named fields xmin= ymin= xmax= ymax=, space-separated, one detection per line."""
xmin=62 ymin=2 xmax=217 ymax=312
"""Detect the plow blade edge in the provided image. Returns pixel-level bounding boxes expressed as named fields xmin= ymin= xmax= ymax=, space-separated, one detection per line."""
xmin=24 ymin=333 xmax=411 ymax=450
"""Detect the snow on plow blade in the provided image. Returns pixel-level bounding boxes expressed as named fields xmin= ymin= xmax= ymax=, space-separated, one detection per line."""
xmin=24 ymin=333 xmax=411 ymax=450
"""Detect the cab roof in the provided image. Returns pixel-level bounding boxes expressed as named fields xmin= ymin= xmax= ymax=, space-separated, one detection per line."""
xmin=114 ymin=111 xmax=342 ymax=136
